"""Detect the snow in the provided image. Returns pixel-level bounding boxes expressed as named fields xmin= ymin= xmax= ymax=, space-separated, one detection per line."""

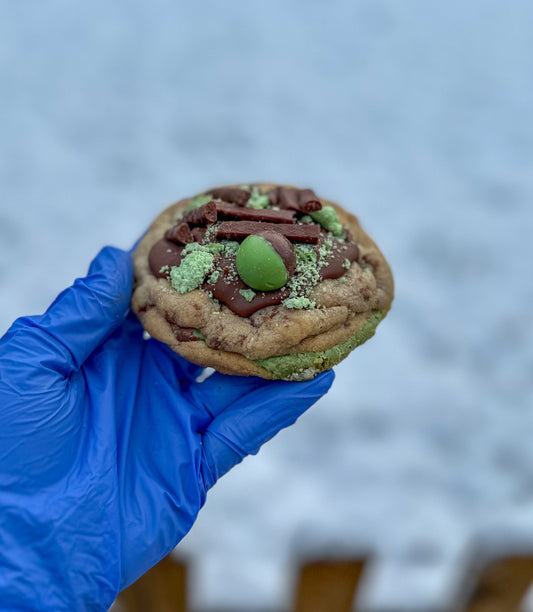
xmin=1 ymin=1 xmax=532 ymax=610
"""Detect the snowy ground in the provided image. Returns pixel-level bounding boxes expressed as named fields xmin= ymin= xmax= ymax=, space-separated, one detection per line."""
xmin=1 ymin=1 xmax=533 ymax=610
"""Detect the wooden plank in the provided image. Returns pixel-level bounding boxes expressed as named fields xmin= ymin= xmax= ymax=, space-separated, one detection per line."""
xmin=116 ymin=555 xmax=188 ymax=612
xmin=462 ymin=555 xmax=533 ymax=612
xmin=292 ymin=559 xmax=366 ymax=612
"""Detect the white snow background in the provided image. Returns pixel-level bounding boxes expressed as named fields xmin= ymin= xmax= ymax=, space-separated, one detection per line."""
xmin=1 ymin=1 xmax=532 ymax=610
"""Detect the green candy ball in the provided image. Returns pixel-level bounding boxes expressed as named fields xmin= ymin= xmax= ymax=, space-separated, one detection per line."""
xmin=236 ymin=234 xmax=288 ymax=291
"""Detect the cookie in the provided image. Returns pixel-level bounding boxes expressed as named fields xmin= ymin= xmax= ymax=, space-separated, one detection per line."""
xmin=131 ymin=184 xmax=394 ymax=380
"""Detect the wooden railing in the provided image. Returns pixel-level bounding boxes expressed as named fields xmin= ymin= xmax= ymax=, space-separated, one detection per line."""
xmin=114 ymin=553 xmax=533 ymax=612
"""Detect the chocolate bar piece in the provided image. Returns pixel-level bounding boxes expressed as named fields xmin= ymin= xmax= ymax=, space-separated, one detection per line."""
xmin=209 ymin=187 xmax=251 ymax=207
xmin=215 ymin=202 xmax=295 ymax=223
xmin=181 ymin=201 xmax=217 ymax=225
xmin=278 ymin=187 xmax=300 ymax=211
xmin=269 ymin=186 xmax=322 ymax=213
xmin=216 ymin=221 xmax=320 ymax=243
xmin=191 ymin=226 xmax=207 ymax=243
xmin=298 ymin=188 xmax=322 ymax=213
xmin=165 ymin=222 xmax=193 ymax=244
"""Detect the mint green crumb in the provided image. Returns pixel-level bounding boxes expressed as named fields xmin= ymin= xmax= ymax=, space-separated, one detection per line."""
xmin=239 ymin=288 xmax=256 ymax=302
xmin=170 ymin=250 xmax=214 ymax=293
xmin=246 ymin=186 xmax=270 ymax=209
xmin=284 ymin=297 xmax=316 ymax=309
xmin=300 ymin=215 xmax=313 ymax=224
xmin=184 ymin=193 xmax=212 ymax=212
xmin=343 ymin=258 xmax=351 ymax=269
xmin=310 ymin=206 xmax=344 ymax=237
xmin=208 ymin=269 xmax=220 ymax=284
xmin=223 ymin=240 xmax=240 ymax=256
xmin=193 ymin=329 xmax=206 ymax=340
xmin=159 ymin=264 xmax=170 ymax=275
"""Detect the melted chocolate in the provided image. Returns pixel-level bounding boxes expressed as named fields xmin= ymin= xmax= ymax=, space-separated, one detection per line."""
xmin=169 ymin=323 xmax=200 ymax=342
xmin=148 ymin=239 xmax=184 ymax=278
xmin=203 ymin=257 xmax=290 ymax=317
xmin=317 ymin=240 xmax=360 ymax=279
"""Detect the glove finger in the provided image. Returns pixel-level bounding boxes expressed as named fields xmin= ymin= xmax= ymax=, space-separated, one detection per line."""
xmin=9 ymin=247 xmax=133 ymax=376
xmin=186 ymin=371 xmax=269 ymax=420
xmin=199 ymin=370 xmax=334 ymax=488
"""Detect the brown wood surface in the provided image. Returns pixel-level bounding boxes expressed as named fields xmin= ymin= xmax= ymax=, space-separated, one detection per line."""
xmin=462 ymin=556 xmax=533 ymax=612
xmin=292 ymin=559 xmax=366 ymax=612
xmin=116 ymin=555 xmax=187 ymax=612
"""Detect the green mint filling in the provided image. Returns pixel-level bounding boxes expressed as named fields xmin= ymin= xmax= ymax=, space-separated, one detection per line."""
xmin=254 ymin=311 xmax=383 ymax=378
xmin=239 ymin=288 xmax=256 ymax=302
xmin=310 ymin=206 xmax=344 ymax=237
xmin=170 ymin=250 xmax=214 ymax=293
xmin=193 ymin=329 xmax=206 ymax=340
xmin=184 ymin=193 xmax=213 ymax=212
xmin=246 ymin=186 xmax=270 ymax=209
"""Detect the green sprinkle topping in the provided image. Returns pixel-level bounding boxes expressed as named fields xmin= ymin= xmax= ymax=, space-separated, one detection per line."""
xmin=283 ymin=297 xmax=316 ymax=309
xmin=300 ymin=215 xmax=313 ymax=224
xmin=208 ymin=269 xmax=220 ymax=284
xmin=222 ymin=240 xmax=240 ymax=256
xmin=184 ymin=242 xmax=223 ymax=255
xmin=170 ymin=250 xmax=214 ymax=293
xmin=159 ymin=264 xmax=170 ymax=275
xmin=239 ymin=288 xmax=256 ymax=302
xmin=185 ymin=193 xmax=212 ymax=212
xmin=310 ymin=206 xmax=344 ymax=237
xmin=246 ymin=186 xmax=270 ymax=209
xmin=343 ymin=258 xmax=351 ymax=269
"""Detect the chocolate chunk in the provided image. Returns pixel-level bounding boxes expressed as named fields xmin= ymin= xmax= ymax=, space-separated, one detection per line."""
xmin=165 ymin=222 xmax=193 ymax=244
xmin=277 ymin=187 xmax=300 ymax=211
xmin=217 ymin=221 xmax=320 ymax=243
xmin=268 ymin=187 xmax=280 ymax=206
xmin=298 ymin=188 xmax=322 ymax=213
xmin=256 ymin=231 xmax=296 ymax=277
xmin=215 ymin=201 xmax=296 ymax=223
xmin=148 ymin=239 xmax=184 ymax=278
xmin=181 ymin=201 xmax=217 ymax=225
xmin=170 ymin=323 xmax=201 ymax=342
xmin=191 ymin=226 xmax=207 ymax=243
xmin=209 ymin=187 xmax=251 ymax=207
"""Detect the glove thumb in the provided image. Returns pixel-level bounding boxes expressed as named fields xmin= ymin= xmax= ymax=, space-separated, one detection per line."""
xmin=6 ymin=246 xmax=133 ymax=376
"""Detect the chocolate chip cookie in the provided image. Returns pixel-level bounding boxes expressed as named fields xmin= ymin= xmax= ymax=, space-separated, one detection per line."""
xmin=131 ymin=184 xmax=394 ymax=380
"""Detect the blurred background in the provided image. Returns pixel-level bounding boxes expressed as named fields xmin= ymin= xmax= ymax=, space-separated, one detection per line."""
xmin=1 ymin=1 xmax=533 ymax=610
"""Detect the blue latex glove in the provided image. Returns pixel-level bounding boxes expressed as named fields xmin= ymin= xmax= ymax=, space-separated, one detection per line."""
xmin=0 ymin=246 xmax=334 ymax=611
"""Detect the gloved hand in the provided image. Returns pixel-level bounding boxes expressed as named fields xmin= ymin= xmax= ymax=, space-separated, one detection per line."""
xmin=0 ymin=246 xmax=334 ymax=611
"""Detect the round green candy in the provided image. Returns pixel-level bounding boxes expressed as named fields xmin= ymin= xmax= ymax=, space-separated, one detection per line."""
xmin=236 ymin=234 xmax=288 ymax=291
